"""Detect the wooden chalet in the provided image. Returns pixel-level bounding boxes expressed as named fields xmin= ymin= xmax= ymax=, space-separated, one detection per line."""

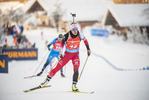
xmin=102 ymin=3 xmax=149 ymax=36
xmin=22 ymin=0 xmax=54 ymax=30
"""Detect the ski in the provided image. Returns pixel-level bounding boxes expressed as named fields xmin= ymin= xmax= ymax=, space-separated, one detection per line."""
xmin=24 ymin=85 xmax=51 ymax=93
xmin=24 ymin=75 xmax=38 ymax=79
xmin=67 ymin=91 xmax=94 ymax=94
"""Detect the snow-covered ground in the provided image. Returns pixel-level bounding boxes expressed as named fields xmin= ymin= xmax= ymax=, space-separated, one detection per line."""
xmin=0 ymin=27 xmax=149 ymax=100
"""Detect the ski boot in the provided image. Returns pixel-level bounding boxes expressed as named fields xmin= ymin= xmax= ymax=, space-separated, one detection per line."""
xmin=61 ymin=72 xmax=65 ymax=77
xmin=72 ymin=82 xmax=79 ymax=91
xmin=39 ymin=76 xmax=51 ymax=87
xmin=37 ymin=70 xmax=43 ymax=76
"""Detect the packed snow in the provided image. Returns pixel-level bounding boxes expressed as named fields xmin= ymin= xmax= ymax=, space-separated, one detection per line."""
xmin=0 ymin=27 xmax=149 ymax=100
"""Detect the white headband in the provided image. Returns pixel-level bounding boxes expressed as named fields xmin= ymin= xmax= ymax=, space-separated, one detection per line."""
xmin=70 ymin=24 xmax=78 ymax=29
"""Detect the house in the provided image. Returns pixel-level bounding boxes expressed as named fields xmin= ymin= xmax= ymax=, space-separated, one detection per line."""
xmin=21 ymin=0 xmax=110 ymax=31
xmin=21 ymin=0 xmax=55 ymax=29
xmin=0 ymin=1 xmax=24 ymax=30
xmin=102 ymin=3 xmax=149 ymax=36
xmin=60 ymin=0 xmax=109 ymax=30
xmin=0 ymin=1 xmax=24 ymax=14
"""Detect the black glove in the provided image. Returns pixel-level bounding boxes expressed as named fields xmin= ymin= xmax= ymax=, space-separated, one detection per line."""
xmin=87 ymin=50 xmax=91 ymax=56
xmin=59 ymin=53 xmax=63 ymax=59
xmin=48 ymin=47 xmax=51 ymax=51
xmin=47 ymin=45 xmax=51 ymax=51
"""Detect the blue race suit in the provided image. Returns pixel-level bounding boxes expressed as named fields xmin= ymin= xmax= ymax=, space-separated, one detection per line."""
xmin=42 ymin=38 xmax=63 ymax=72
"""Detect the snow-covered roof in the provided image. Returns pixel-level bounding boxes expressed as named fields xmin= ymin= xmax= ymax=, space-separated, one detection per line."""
xmin=21 ymin=0 xmax=35 ymax=13
xmin=102 ymin=3 xmax=149 ymax=27
xmin=0 ymin=2 xmax=24 ymax=13
xmin=22 ymin=0 xmax=110 ymax=22
xmin=21 ymin=0 xmax=52 ymax=13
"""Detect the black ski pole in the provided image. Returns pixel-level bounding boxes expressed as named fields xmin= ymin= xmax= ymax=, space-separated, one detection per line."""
xmin=32 ymin=50 xmax=49 ymax=75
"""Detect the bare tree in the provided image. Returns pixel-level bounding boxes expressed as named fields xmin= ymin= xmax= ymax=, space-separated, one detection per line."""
xmin=142 ymin=8 xmax=149 ymax=19
xmin=3 ymin=8 xmax=28 ymax=26
xmin=51 ymin=2 xmax=65 ymax=32
xmin=0 ymin=8 xmax=29 ymax=43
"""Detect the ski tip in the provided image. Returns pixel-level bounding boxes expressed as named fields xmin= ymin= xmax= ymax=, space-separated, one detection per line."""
xmin=23 ymin=90 xmax=29 ymax=93
xmin=90 ymin=91 xmax=94 ymax=94
xmin=24 ymin=77 xmax=29 ymax=79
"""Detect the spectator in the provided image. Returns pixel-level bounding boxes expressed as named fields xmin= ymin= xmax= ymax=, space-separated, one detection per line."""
xmin=13 ymin=37 xmax=18 ymax=46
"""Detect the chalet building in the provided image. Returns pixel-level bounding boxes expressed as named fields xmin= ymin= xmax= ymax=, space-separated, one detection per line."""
xmin=22 ymin=0 xmax=55 ymax=30
xmin=60 ymin=1 xmax=108 ymax=31
xmin=102 ymin=3 xmax=149 ymax=37
xmin=22 ymin=0 xmax=108 ymax=31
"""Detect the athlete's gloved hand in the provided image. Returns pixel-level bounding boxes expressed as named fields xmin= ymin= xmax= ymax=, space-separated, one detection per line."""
xmin=87 ymin=50 xmax=91 ymax=56
xmin=48 ymin=47 xmax=51 ymax=51
xmin=47 ymin=45 xmax=51 ymax=51
xmin=47 ymin=44 xmax=51 ymax=51
xmin=59 ymin=53 xmax=63 ymax=59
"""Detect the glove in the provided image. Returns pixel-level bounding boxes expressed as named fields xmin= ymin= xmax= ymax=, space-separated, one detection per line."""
xmin=47 ymin=44 xmax=51 ymax=51
xmin=59 ymin=53 xmax=63 ymax=59
xmin=48 ymin=47 xmax=51 ymax=51
xmin=87 ymin=50 xmax=91 ymax=56
xmin=37 ymin=71 xmax=43 ymax=76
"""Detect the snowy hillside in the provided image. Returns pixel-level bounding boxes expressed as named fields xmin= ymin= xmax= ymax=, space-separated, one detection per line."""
xmin=0 ymin=27 xmax=149 ymax=100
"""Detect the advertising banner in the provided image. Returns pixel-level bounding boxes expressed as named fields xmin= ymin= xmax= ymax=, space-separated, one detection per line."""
xmin=2 ymin=48 xmax=38 ymax=61
xmin=91 ymin=29 xmax=109 ymax=37
xmin=0 ymin=55 xmax=8 ymax=73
